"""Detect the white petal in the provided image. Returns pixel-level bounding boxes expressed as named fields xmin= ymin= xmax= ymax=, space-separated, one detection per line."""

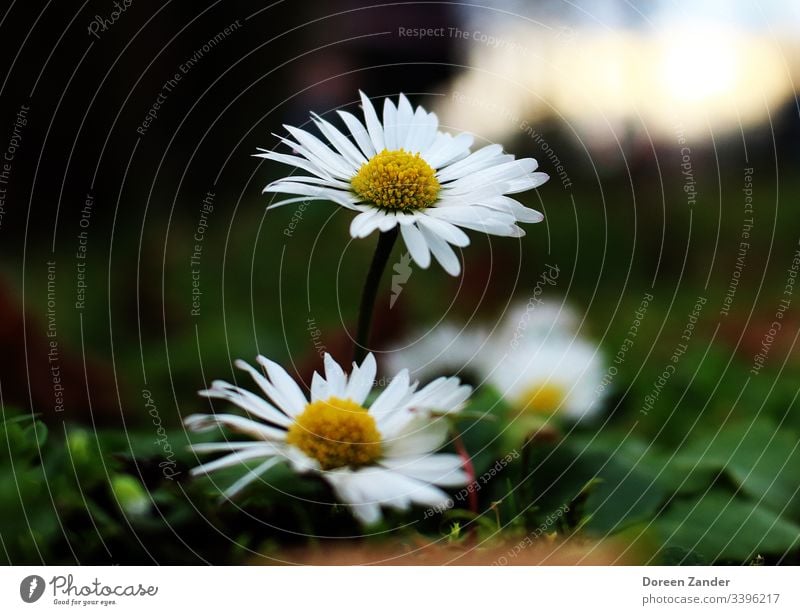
xmin=310 ymin=113 xmax=366 ymax=167
xmin=198 ymin=380 xmax=291 ymax=428
xmin=400 ymin=223 xmax=431 ymax=269
xmin=350 ymin=501 xmax=383 ymax=525
xmin=222 ymin=457 xmax=283 ymax=499
xmin=376 ymin=211 xmax=399 ymax=232
xmin=323 ymin=353 xmax=347 ymax=398
xmin=383 ymin=415 xmax=449 ymax=457
xmin=419 ymin=111 xmax=440 ymax=152
xmin=324 ymin=471 xmax=384 ymax=524
xmin=435 ymin=144 xmax=506 ymax=182
xmin=189 ymin=441 xmax=277 ymax=454
xmin=418 ymin=225 xmax=461 ymax=276
xmin=412 ymin=376 xmax=470 ymax=412
xmin=369 ymin=369 xmax=411 ymax=420
xmin=263 ymin=182 xmax=354 ymax=208
xmin=416 ymin=215 xmax=470 ymax=247
xmin=380 ymin=454 xmax=468 ymax=487
xmin=403 ymin=106 xmax=438 ymax=153
xmin=446 ymin=158 xmax=538 ymax=194
xmin=255 ymin=355 xmax=308 ymax=417
xmin=272 ymin=134 xmax=353 ymax=181
xmin=283 ymin=125 xmax=354 ymax=178
xmin=336 ymin=110 xmax=376 ymax=159
xmin=265 ymin=174 xmax=350 ymax=190
xmin=184 ymin=413 xmax=287 ymax=441
xmin=310 ymin=371 xmax=329 ymax=402
xmin=382 ymin=97 xmax=398 ymax=150
xmin=505 ymin=172 xmax=550 ymax=194
xmin=343 ymin=467 xmax=453 ymax=509
xmin=426 ymin=206 xmax=517 ymax=235
xmin=254 ymin=149 xmax=336 ymax=181
xmin=350 ymin=209 xmax=381 ymax=238
xmin=344 ymin=353 xmax=377 ymax=405
xmin=234 ymin=360 xmax=295 ymax=425
xmin=479 ymin=195 xmax=544 ymax=223
xmin=359 ymin=90 xmax=385 ymax=152
xmin=264 ymin=196 xmax=338 ymax=211
xmin=190 ymin=446 xmax=283 ymax=476
xmin=423 ymin=133 xmax=473 ymax=169
xmin=395 ymin=94 xmax=415 ymax=147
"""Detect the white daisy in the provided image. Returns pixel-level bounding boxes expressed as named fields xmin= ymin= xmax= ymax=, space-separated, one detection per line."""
xmin=494 ymin=301 xmax=582 ymax=350
xmin=255 ymin=91 xmax=549 ymax=276
xmin=483 ymin=329 xmax=606 ymax=424
xmin=385 ymin=301 xmax=606 ymax=423
xmin=184 ymin=353 xmax=471 ymax=525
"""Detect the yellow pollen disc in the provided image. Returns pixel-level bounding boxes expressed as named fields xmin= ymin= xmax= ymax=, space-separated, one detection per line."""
xmin=351 ymin=149 xmax=440 ymax=211
xmin=518 ymin=382 xmax=567 ymax=415
xmin=285 ymin=397 xmax=382 ymax=470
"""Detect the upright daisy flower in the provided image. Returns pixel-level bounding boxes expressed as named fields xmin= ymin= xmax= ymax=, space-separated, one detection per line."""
xmin=184 ymin=353 xmax=471 ymax=525
xmin=256 ymin=91 xmax=548 ymax=276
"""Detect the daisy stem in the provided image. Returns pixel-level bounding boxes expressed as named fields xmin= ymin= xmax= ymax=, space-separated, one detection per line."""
xmin=353 ymin=227 xmax=399 ymax=363
xmin=453 ymin=432 xmax=479 ymax=517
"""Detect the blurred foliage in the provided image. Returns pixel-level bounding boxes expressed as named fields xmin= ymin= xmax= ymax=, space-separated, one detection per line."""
xmin=3 ymin=163 xmax=800 ymax=564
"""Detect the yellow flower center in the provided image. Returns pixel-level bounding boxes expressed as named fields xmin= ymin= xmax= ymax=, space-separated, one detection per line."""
xmin=518 ymin=382 xmax=567 ymax=415
xmin=285 ymin=397 xmax=382 ymax=470
xmin=351 ymin=149 xmax=440 ymax=210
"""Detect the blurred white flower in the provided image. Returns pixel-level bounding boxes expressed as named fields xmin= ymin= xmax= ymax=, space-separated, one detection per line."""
xmin=256 ymin=91 xmax=548 ymax=275
xmin=385 ymin=323 xmax=488 ymax=384
xmin=387 ymin=301 xmax=606 ymax=423
xmin=185 ymin=353 xmax=471 ymax=525
xmin=484 ymin=328 xmax=605 ymax=424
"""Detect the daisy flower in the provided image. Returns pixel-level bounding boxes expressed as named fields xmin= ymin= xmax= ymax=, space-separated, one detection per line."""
xmin=256 ymin=91 xmax=549 ymax=276
xmin=184 ymin=353 xmax=471 ymax=525
xmin=483 ymin=326 xmax=606 ymax=423
xmin=386 ymin=301 xmax=606 ymax=423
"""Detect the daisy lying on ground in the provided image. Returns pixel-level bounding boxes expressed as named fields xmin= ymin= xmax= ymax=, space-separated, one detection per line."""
xmin=256 ymin=91 xmax=548 ymax=275
xmin=387 ymin=301 xmax=606 ymax=424
xmin=184 ymin=353 xmax=471 ymax=525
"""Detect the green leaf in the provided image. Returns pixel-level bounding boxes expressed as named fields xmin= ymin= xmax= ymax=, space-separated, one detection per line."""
xmin=523 ymin=439 xmax=667 ymax=535
xmin=573 ymin=432 xmax=715 ymax=496
xmin=655 ymin=491 xmax=800 ymax=562
xmin=673 ymin=420 xmax=800 ymax=517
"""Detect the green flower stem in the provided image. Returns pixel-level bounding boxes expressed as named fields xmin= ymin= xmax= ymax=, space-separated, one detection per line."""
xmin=353 ymin=227 xmax=399 ymax=364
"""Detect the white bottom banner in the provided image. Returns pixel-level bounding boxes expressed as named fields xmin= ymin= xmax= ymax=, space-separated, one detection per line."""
xmin=0 ymin=566 xmax=796 ymax=614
